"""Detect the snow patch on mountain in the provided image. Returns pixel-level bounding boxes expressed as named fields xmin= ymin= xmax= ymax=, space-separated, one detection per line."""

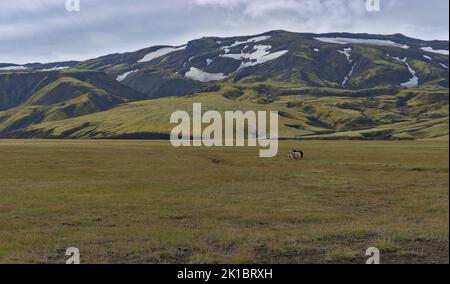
xmin=315 ymin=37 xmax=409 ymax=49
xmin=221 ymin=35 xmax=271 ymax=50
xmin=138 ymin=46 xmax=186 ymax=63
xmin=159 ymin=57 xmax=169 ymax=64
xmin=38 ymin=66 xmax=70 ymax=72
xmin=337 ymin=48 xmax=354 ymax=87
xmin=421 ymin=47 xmax=449 ymax=56
xmin=116 ymin=70 xmax=139 ymax=82
xmin=440 ymin=63 xmax=449 ymax=70
xmin=0 ymin=65 xmax=29 ymax=71
xmin=221 ymin=45 xmax=288 ymax=70
xmin=423 ymin=55 xmax=432 ymax=61
xmin=185 ymin=67 xmax=227 ymax=82
xmin=338 ymin=47 xmax=353 ymax=63
xmin=389 ymin=55 xmax=419 ymax=88
xmin=206 ymin=58 xmax=213 ymax=66
xmin=342 ymin=65 xmax=356 ymax=88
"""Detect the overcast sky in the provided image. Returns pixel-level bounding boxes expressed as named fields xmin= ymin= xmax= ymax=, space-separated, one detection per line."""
xmin=0 ymin=0 xmax=448 ymax=64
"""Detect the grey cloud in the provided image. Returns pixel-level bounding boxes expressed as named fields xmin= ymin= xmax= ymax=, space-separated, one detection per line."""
xmin=0 ymin=0 xmax=448 ymax=64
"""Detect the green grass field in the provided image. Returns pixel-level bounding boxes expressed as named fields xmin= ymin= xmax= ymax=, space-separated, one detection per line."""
xmin=0 ymin=140 xmax=448 ymax=264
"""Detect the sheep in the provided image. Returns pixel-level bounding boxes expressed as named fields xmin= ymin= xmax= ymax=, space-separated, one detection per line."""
xmin=288 ymin=150 xmax=304 ymax=160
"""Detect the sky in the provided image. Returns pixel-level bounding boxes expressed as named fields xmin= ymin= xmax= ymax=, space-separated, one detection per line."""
xmin=0 ymin=0 xmax=448 ymax=64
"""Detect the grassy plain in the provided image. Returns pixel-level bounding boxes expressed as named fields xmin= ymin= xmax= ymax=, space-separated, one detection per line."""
xmin=0 ymin=140 xmax=448 ymax=264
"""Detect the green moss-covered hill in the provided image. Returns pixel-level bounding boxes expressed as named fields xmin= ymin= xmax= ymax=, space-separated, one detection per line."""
xmin=1 ymin=31 xmax=448 ymax=140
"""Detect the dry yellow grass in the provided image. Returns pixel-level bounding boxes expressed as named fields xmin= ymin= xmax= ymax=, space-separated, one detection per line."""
xmin=0 ymin=140 xmax=448 ymax=264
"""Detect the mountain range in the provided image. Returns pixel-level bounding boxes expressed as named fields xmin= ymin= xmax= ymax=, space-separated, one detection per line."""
xmin=0 ymin=30 xmax=448 ymax=140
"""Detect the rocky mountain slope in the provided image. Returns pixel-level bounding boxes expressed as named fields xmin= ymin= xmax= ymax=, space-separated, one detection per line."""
xmin=0 ymin=30 xmax=448 ymax=140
